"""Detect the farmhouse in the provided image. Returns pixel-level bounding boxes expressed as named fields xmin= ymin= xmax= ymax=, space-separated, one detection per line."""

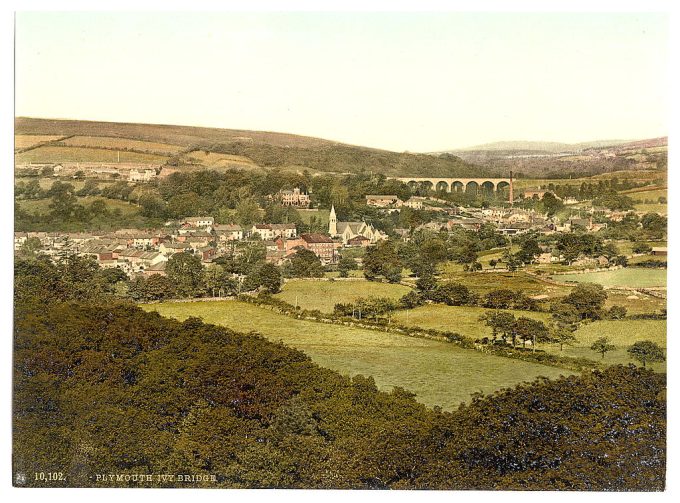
xmin=129 ymin=168 xmax=156 ymax=182
xmin=651 ymin=247 xmax=667 ymax=256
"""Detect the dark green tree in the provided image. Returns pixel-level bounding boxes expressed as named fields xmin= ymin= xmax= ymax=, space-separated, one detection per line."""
xmin=563 ymin=283 xmax=608 ymax=320
xmin=591 ymin=337 xmax=616 ymax=359
xmin=628 ymin=341 xmax=666 ymax=368
xmin=166 ymin=252 xmax=205 ymax=298
xmin=287 ymin=249 xmax=325 ymax=278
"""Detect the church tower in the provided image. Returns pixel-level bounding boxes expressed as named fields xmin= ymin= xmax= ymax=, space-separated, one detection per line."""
xmin=329 ymin=204 xmax=337 ymax=236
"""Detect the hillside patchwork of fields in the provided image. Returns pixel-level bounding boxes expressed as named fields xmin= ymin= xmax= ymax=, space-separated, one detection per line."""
xmin=15 ymin=117 xmax=488 ymax=177
xmin=142 ymin=300 xmax=573 ymax=409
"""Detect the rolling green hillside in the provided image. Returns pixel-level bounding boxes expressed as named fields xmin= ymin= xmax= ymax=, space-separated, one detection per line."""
xmin=15 ymin=117 xmax=489 ymax=177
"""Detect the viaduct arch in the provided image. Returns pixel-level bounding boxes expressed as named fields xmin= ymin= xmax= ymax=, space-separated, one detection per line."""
xmin=394 ymin=177 xmax=513 ymax=202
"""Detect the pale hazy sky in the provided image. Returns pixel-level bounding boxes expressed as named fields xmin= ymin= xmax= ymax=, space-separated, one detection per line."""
xmin=15 ymin=11 xmax=669 ymax=152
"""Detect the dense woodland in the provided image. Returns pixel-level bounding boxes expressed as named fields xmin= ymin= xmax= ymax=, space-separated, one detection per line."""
xmin=14 ymin=257 xmax=666 ymax=489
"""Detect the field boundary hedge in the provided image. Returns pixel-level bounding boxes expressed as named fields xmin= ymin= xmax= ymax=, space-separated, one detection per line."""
xmin=234 ymin=293 xmax=603 ymax=373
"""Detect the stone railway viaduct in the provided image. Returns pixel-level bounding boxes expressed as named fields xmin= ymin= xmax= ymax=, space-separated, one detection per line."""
xmin=392 ymin=176 xmax=514 ymax=202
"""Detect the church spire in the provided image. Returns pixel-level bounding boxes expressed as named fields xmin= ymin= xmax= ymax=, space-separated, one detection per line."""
xmin=329 ymin=204 xmax=337 ymax=236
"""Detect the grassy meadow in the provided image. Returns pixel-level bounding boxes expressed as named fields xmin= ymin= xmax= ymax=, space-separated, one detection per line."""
xmin=297 ymin=208 xmax=331 ymax=226
xmin=16 ymin=145 xmax=168 ymax=164
xmin=393 ymin=304 xmax=550 ymax=336
xmin=546 ymin=319 xmax=666 ymax=371
xmin=18 ymin=196 xmax=141 ymax=216
xmin=61 ymin=135 xmax=185 ymax=155
xmin=552 ymin=268 xmax=666 ymax=288
xmin=440 ymin=270 xmax=572 ymax=299
xmin=275 ymin=279 xmax=411 ymax=312
xmin=142 ymin=300 xmax=573 ymax=410
xmin=15 ymin=134 xmax=64 ymax=149
xmin=392 ymin=304 xmax=666 ymax=370
xmin=187 ymin=151 xmax=259 ymax=168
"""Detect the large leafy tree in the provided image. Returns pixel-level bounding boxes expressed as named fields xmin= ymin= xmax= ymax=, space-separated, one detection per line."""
xmin=512 ymin=317 xmax=551 ymax=349
xmin=287 ymin=249 xmax=324 ymax=278
xmin=628 ymin=341 xmax=666 ymax=368
xmin=591 ymin=337 xmax=616 ymax=359
xmin=563 ymin=283 xmax=607 ymax=320
xmin=166 ymin=252 xmax=205 ymax=297
xmin=363 ymin=240 xmax=402 ymax=283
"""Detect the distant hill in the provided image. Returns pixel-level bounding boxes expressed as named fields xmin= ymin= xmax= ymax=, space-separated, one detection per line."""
xmin=439 ymin=139 xmax=634 ymax=155
xmin=15 ymin=117 xmax=492 ymax=178
xmin=433 ymin=136 xmax=667 ymax=179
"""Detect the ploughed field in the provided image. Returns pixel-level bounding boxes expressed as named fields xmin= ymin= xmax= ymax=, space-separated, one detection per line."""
xmin=142 ymin=300 xmax=573 ymax=410
xmin=393 ymin=304 xmax=666 ymax=371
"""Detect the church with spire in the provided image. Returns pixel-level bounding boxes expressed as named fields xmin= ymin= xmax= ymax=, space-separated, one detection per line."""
xmin=328 ymin=205 xmax=388 ymax=245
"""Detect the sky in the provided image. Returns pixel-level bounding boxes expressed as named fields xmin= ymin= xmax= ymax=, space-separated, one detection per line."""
xmin=15 ymin=10 xmax=669 ymax=152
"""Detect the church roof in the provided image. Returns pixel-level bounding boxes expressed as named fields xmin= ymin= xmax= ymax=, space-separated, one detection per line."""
xmin=337 ymin=222 xmax=364 ymax=234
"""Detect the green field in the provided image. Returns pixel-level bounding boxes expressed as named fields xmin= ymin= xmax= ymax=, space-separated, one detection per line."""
xmin=142 ymin=300 xmax=573 ymax=410
xmin=440 ymin=270 xmax=572 ymax=299
xmin=547 ymin=319 xmax=666 ymax=371
xmin=634 ymin=202 xmax=667 ymax=215
xmin=275 ymin=279 xmax=411 ymax=312
xmin=297 ymin=208 xmax=331 ymax=225
xmin=18 ymin=196 xmax=141 ymax=216
xmin=392 ymin=304 xmax=666 ymax=370
xmin=552 ymin=268 xmax=666 ymax=288
xmin=393 ymin=304 xmax=550 ymax=338
xmin=62 ymin=135 xmax=185 ymax=154
xmin=15 ymin=145 xmax=168 ymax=164
xmin=15 ymin=134 xmax=63 ymax=149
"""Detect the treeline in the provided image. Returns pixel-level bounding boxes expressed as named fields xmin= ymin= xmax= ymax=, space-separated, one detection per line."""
xmin=14 ymin=262 xmax=666 ymax=489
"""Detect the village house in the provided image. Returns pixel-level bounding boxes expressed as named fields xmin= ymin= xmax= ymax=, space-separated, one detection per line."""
xmin=183 ymin=216 xmax=215 ymax=232
xmin=398 ymin=197 xmax=424 ymax=210
xmin=196 ymin=246 xmax=217 ymax=262
xmin=14 ymin=232 xmax=28 ymax=251
xmin=186 ymin=232 xmax=213 ymax=249
xmin=117 ymin=250 xmax=168 ymax=275
xmin=141 ymin=261 xmax=167 ymax=277
xmin=285 ymin=233 xmax=339 ymax=264
xmin=446 ymin=217 xmax=484 ymax=232
xmin=366 ymin=195 xmax=399 ymax=208
xmin=497 ymin=222 xmax=533 ymax=236
xmin=121 ymin=232 xmax=163 ymax=249
xmin=557 ymin=217 xmax=595 ymax=233
xmin=159 ymin=241 xmax=192 ymax=256
xmin=213 ymin=224 xmax=244 ymax=242
xmin=128 ymin=168 xmax=157 ymax=182
xmin=651 ymin=247 xmax=667 ymax=256
xmin=278 ymin=188 xmax=311 ymax=208
xmin=346 ymin=235 xmax=371 ymax=248
xmin=251 ymin=223 xmax=297 ymax=240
